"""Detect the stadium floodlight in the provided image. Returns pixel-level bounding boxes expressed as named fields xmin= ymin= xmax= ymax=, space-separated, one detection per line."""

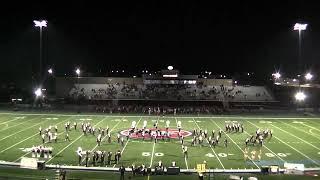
xmin=48 ymin=68 xmax=53 ymax=74
xmin=305 ymin=72 xmax=313 ymax=80
xmin=33 ymin=20 xmax=47 ymax=27
xmin=168 ymin=66 xmax=173 ymax=70
xmin=294 ymin=23 xmax=307 ymax=75
xmin=75 ymin=68 xmax=80 ymax=76
xmin=33 ymin=20 xmax=47 ymax=84
xmin=34 ymin=88 xmax=42 ymax=97
xmin=295 ymin=91 xmax=306 ymax=101
xmin=294 ymin=23 xmax=307 ymax=31
xmin=272 ymin=72 xmax=281 ymax=79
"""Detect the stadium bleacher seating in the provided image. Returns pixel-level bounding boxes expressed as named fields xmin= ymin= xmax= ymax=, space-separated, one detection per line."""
xmin=68 ymin=83 xmax=274 ymax=102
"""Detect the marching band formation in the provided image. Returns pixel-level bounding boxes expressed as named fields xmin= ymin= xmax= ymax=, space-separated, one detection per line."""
xmin=29 ymin=118 xmax=273 ymax=166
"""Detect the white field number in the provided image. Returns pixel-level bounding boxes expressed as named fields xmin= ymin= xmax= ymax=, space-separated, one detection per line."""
xmin=142 ymin=152 xmax=164 ymax=157
xmin=265 ymin=153 xmax=288 ymax=157
xmin=205 ymin=153 xmax=227 ymax=158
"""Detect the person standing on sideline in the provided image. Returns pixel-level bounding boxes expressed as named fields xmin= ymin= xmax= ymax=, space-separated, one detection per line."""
xmin=119 ymin=165 xmax=125 ymax=180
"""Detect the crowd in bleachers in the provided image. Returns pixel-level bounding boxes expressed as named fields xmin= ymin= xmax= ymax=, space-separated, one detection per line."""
xmin=93 ymin=104 xmax=224 ymax=114
xmin=68 ymin=82 xmax=273 ymax=102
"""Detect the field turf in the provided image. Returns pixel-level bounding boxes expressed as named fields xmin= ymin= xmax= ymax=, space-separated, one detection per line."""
xmin=0 ymin=112 xmax=320 ymax=172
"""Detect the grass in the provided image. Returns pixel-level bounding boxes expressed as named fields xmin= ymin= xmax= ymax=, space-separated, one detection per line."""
xmin=0 ymin=112 xmax=320 ymax=179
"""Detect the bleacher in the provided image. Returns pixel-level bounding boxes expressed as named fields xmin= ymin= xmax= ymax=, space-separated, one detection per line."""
xmin=68 ymin=83 xmax=274 ymax=102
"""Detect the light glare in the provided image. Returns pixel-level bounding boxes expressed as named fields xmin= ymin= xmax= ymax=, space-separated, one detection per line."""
xmin=34 ymin=88 xmax=42 ymax=97
xmin=272 ymin=72 xmax=281 ymax=79
xmin=295 ymin=91 xmax=306 ymax=101
xmin=33 ymin=20 xmax=47 ymax=27
xmin=294 ymin=23 xmax=307 ymax=31
xmin=305 ymin=73 xmax=313 ymax=80
xmin=76 ymin=68 xmax=80 ymax=76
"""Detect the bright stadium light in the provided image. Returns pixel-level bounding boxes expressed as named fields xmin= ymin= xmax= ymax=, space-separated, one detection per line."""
xmin=272 ymin=72 xmax=281 ymax=79
xmin=305 ymin=72 xmax=313 ymax=80
xmin=76 ymin=68 xmax=80 ymax=76
xmin=48 ymin=68 xmax=53 ymax=74
xmin=294 ymin=23 xmax=307 ymax=31
xmin=295 ymin=91 xmax=306 ymax=101
xmin=168 ymin=66 xmax=173 ymax=70
xmin=34 ymin=88 xmax=42 ymax=97
xmin=33 ymin=20 xmax=47 ymax=27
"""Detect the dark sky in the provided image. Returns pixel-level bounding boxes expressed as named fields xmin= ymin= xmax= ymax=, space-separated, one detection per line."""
xmin=1 ymin=1 xmax=320 ymax=84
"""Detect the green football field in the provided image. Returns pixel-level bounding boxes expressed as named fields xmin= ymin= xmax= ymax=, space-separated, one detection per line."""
xmin=0 ymin=112 xmax=320 ymax=171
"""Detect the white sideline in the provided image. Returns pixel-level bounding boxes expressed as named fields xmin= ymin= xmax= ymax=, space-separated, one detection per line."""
xmin=211 ymin=120 xmax=260 ymax=169
xmin=247 ymin=120 xmax=320 ymax=166
xmin=193 ymin=118 xmax=225 ymax=169
xmin=46 ymin=118 xmax=106 ymax=163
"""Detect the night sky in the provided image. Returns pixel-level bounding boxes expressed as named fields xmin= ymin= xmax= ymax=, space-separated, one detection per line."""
xmin=1 ymin=1 xmax=320 ymax=85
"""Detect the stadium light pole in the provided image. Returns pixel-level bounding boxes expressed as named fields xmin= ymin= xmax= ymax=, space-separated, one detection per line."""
xmin=294 ymin=23 xmax=307 ymax=75
xmin=33 ymin=20 xmax=47 ymax=82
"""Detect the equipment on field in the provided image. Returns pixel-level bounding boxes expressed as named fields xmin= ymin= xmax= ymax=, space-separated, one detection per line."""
xmin=167 ymin=166 xmax=180 ymax=175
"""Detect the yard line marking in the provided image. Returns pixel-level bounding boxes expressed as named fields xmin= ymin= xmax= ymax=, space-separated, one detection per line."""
xmin=0 ymin=117 xmax=41 ymax=132
xmin=149 ymin=141 xmax=156 ymax=168
xmin=13 ymin=117 xmax=74 ymax=162
xmin=175 ymin=117 xmax=178 ymax=128
xmin=270 ymin=124 xmax=320 ymax=151
xmin=46 ymin=118 xmax=106 ymax=163
xmin=3 ymin=112 xmax=320 ymax=120
xmin=175 ymin=117 xmax=189 ymax=169
xmin=0 ymin=117 xmax=49 ymax=142
xmin=184 ymin=156 xmax=189 ymax=170
xmin=247 ymin=120 xmax=320 ymax=166
xmin=148 ymin=116 xmax=160 ymax=168
xmin=0 ymin=117 xmax=24 ymax=125
xmin=211 ymin=120 xmax=260 ymax=169
xmin=243 ymin=130 xmax=285 ymax=162
xmin=113 ymin=117 xmax=143 ymax=168
xmin=299 ymin=120 xmax=320 ymax=133
xmin=309 ymin=129 xmax=320 ymax=137
xmin=279 ymin=121 xmax=320 ymax=141
xmin=193 ymin=118 xmax=225 ymax=169
xmin=79 ymin=117 xmax=121 ymax=164
xmin=0 ymin=118 xmax=69 ymax=154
